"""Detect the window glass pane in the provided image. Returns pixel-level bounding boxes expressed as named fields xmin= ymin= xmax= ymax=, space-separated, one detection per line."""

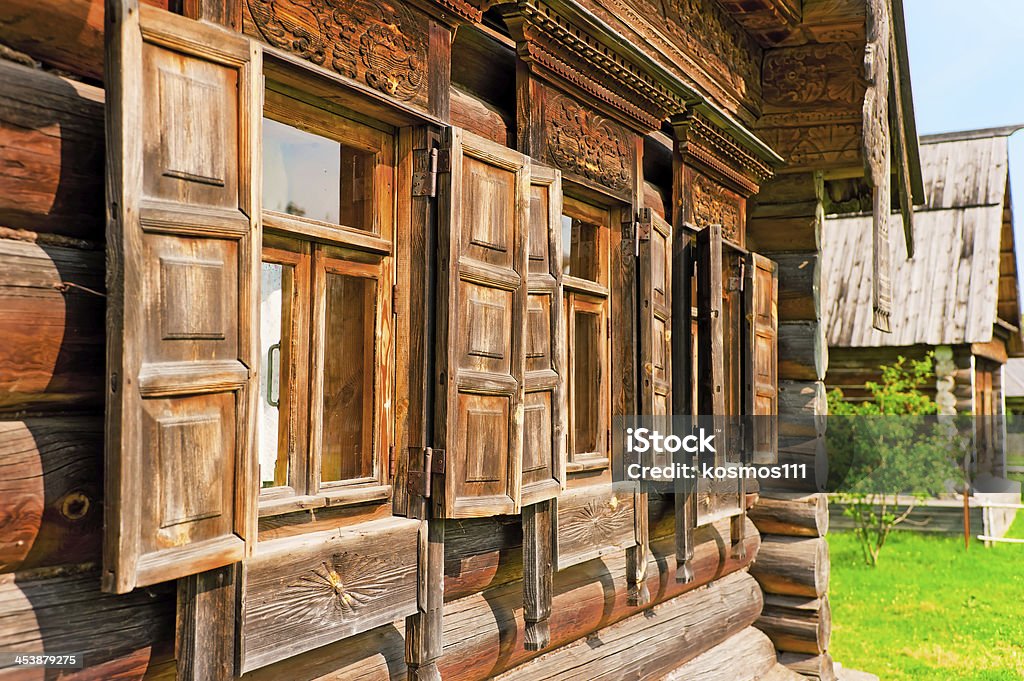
xmin=262 ymin=117 xmax=375 ymax=231
xmin=573 ymin=309 xmax=601 ymax=456
xmin=322 ymin=273 xmax=377 ymax=482
xmin=561 ymin=215 xmax=601 ymax=281
xmin=259 ymin=261 xmax=291 ymax=488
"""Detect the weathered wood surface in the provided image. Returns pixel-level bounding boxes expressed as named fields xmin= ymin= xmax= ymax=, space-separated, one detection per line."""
xmin=0 ymin=0 xmax=168 ymax=81
xmin=662 ymin=626 xmax=779 ymax=681
xmin=243 ymin=518 xmax=758 ymax=681
xmin=0 ymin=238 xmax=105 ymax=413
xmin=490 ymin=572 xmax=764 ymax=681
xmin=450 ymin=86 xmax=510 ymax=146
xmin=774 ymin=253 xmax=819 ymax=322
xmin=0 ymin=418 xmax=103 ymax=574
xmin=778 ymin=322 xmax=826 ymax=381
xmin=177 ymin=564 xmax=236 ymax=681
xmin=0 ymin=567 xmax=176 ymax=680
xmin=756 ymin=593 xmax=831 ymax=654
xmin=778 ymin=652 xmax=837 ymax=681
xmin=778 ymin=380 xmax=826 ymax=438
xmin=553 ymin=482 xmax=637 ymax=571
xmin=750 ymin=535 xmax=829 ymax=597
xmin=0 ymin=60 xmax=105 ymax=240
xmin=749 ymin=493 xmax=829 ymax=537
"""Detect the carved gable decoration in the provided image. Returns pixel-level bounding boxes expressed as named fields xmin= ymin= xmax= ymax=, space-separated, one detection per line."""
xmin=762 ymin=43 xmax=864 ymax=108
xmin=546 ymin=93 xmax=632 ymax=192
xmin=685 ymin=170 xmax=745 ymax=245
xmin=243 ymin=0 xmax=429 ymax=107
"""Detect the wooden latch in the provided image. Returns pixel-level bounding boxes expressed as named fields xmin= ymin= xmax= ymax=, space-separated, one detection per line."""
xmin=407 ymin=447 xmax=446 ymax=498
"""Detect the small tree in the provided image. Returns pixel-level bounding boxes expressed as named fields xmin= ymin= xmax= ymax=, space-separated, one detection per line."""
xmin=827 ymin=355 xmax=964 ymax=566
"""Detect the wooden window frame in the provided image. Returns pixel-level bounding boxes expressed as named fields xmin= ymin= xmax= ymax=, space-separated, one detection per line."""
xmin=257 ymin=82 xmax=397 ymax=521
xmin=561 ymin=194 xmax=614 ymax=476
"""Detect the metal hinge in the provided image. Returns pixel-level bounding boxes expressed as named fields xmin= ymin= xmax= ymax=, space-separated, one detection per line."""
xmin=412 ymin=148 xmax=439 ymax=198
xmin=637 ymin=207 xmax=653 ymax=241
xmin=406 ymin=446 xmax=446 ymax=498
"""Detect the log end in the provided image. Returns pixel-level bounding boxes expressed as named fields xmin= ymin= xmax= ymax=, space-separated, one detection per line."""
xmin=524 ymin=619 xmax=550 ymax=651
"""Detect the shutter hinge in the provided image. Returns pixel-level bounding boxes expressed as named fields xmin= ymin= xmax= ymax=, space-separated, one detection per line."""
xmin=637 ymin=207 xmax=653 ymax=241
xmin=406 ymin=446 xmax=446 ymax=498
xmin=412 ymin=148 xmax=439 ymax=198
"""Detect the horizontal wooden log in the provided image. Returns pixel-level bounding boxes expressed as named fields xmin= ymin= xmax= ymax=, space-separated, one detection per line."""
xmin=779 ymin=321 xmax=826 ymax=381
xmin=0 ymin=0 xmax=167 ymax=81
xmin=661 ymin=626 xmax=778 ymax=681
xmin=0 ymin=566 xmax=175 ymax=680
xmin=444 ymin=515 xmax=523 ymax=601
xmin=750 ymin=535 xmax=829 ymax=597
xmin=778 ymin=652 xmax=837 ymax=681
xmin=0 ymin=418 xmax=103 ymax=574
xmin=450 ymin=86 xmax=510 ymax=147
xmin=0 ymin=60 xmax=105 ymax=241
xmin=774 ymin=253 xmax=819 ymax=322
xmin=490 ymin=572 xmax=764 ymax=681
xmin=0 ymin=237 xmax=105 ymax=413
xmin=755 ymin=593 xmax=831 ymax=654
xmin=778 ymin=380 xmax=826 ymax=438
xmin=749 ymin=494 xmax=829 ymax=538
xmin=745 ymin=216 xmax=818 ymax=253
xmin=244 ymin=518 xmax=760 ymax=681
xmin=750 ymin=172 xmax=820 ymax=207
xmin=757 ymin=663 xmax=806 ymax=681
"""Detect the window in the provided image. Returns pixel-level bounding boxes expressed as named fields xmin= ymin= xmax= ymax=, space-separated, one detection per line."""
xmin=561 ymin=196 xmax=612 ymax=473
xmin=258 ymin=85 xmax=395 ymax=514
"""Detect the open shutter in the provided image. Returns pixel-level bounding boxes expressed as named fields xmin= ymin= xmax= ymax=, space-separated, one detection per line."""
xmin=104 ymin=3 xmax=259 ymax=593
xmin=434 ymin=128 xmax=529 ymax=518
xmin=522 ymin=166 xmax=566 ymax=504
xmin=639 ymin=208 xmax=673 ymax=418
xmin=745 ymin=253 xmax=779 ymax=464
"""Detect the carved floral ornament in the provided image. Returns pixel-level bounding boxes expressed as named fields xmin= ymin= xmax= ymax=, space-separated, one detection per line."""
xmin=246 ymin=0 xmax=427 ymax=102
xmin=690 ymin=174 xmax=741 ymax=243
xmin=547 ymin=96 xmax=632 ymax=191
xmin=762 ymin=43 xmax=863 ymax=108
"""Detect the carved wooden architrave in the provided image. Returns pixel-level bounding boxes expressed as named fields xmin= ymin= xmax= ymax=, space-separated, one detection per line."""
xmin=862 ymin=0 xmax=892 ymax=332
xmin=243 ymin=0 xmax=431 ymax=107
xmin=584 ymin=0 xmax=763 ymax=122
xmin=504 ymin=0 xmax=684 ymax=134
xmin=545 ymin=87 xmax=634 ymax=194
xmin=684 ymin=168 xmax=745 ymax=247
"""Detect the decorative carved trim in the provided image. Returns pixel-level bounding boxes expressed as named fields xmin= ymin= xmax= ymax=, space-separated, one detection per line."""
xmin=674 ymin=113 xmax=774 ymax=196
xmin=762 ymin=42 xmax=863 ymax=107
xmin=546 ymin=92 xmax=633 ymax=190
xmin=559 ymin=496 xmax=633 ymax=547
xmin=244 ymin=0 xmax=428 ymax=105
xmin=427 ymin=0 xmax=483 ymax=24
xmin=505 ymin=0 xmax=685 ymax=132
xmin=689 ymin=173 xmax=743 ymax=244
xmin=862 ymin=0 xmax=892 ymax=332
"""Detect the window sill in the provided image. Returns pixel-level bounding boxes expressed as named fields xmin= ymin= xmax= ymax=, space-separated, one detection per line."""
xmin=566 ymin=456 xmax=609 ymax=473
xmin=258 ymin=485 xmax=391 ymax=518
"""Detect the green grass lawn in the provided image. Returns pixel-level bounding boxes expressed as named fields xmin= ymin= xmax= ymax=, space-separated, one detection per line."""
xmin=828 ymin=512 xmax=1024 ymax=680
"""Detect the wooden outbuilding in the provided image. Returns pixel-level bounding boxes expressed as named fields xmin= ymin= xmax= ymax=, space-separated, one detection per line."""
xmin=0 ymin=0 xmax=921 ymax=679
xmin=824 ymin=125 xmax=1023 ymax=479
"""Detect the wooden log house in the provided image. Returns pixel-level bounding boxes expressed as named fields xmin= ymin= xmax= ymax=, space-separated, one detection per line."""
xmin=0 ymin=0 xmax=921 ymax=678
xmin=823 ymin=126 xmax=1023 ymax=480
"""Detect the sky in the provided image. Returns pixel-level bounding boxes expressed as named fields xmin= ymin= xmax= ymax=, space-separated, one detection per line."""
xmin=903 ymin=1 xmax=1024 ymax=270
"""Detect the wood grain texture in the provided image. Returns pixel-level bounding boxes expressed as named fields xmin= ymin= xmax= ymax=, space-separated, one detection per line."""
xmin=755 ymin=593 xmax=831 ymax=654
xmin=553 ymin=482 xmax=637 ymax=571
xmin=0 ymin=567 xmax=175 ymax=680
xmin=749 ymin=493 xmax=829 ymax=537
xmin=750 ymin=535 xmax=829 ymax=597
xmin=662 ymin=626 xmax=778 ymax=681
xmin=0 ymin=61 xmax=105 ymax=241
xmin=0 ymin=0 xmax=168 ymax=80
xmin=489 ymin=571 xmax=764 ymax=681
xmin=241 ymin=517 xmax=420 ymax=672
xmin=0 ymin=238 xmax=105 ymax=413
xmin=0 ymin=418 xmax=103 ymax=574
xmin=777 ymin=652 xmax=837 ymax=681
xmin=177 ymin=564 xmax=237 ymax=681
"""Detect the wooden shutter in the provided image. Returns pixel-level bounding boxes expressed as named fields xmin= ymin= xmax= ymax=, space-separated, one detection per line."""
xmin=104 ymin=3 xmax=259 ymax=593
xmin=639 ymin=208 xmax=672 ymax=418
xmin=745 ymin=253 xmax=779 ymax=464
xmin=523 ymin=165 xmax=566 ymax=504
xmin=434 ymin=128 xmax=529 ymax=518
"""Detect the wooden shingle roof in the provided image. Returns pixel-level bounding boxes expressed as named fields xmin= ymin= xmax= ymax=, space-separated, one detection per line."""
xmin=823 ymin=126 xmax=1021 ymax=350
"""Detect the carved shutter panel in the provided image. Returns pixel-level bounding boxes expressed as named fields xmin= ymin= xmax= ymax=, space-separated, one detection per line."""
xmin=745 ymin=253 xmax=779 ymax=464
xmin=434 ymin=128 xmax=529 ymax=518
xmin=104 ymin=3 xmax=259 ymax=593
xmin=639 ymin=208 xmax=672 ymax=418
xmin=523 ymin=165 xmax=566 ymax=504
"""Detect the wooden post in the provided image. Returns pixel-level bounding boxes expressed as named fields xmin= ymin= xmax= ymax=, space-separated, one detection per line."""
xmin=406 ymin=519 xmax=445 ymax=681
xmin=522 ymin=500 xmax=553 ymax=649
xmin=176 ymin=564 xmax=237 ymax=681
